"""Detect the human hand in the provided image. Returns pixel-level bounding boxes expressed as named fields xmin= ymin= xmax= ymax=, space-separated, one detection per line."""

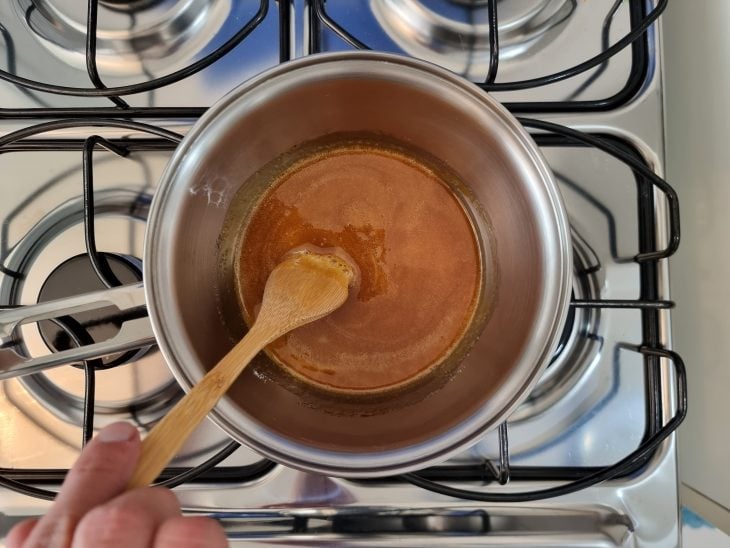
xmin=6 ymin=422 xmax=227 ymax=548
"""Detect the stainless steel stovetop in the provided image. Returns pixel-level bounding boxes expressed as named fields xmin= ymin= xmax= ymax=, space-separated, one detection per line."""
xmin=0 ymin=1 xmax=684 ymax=546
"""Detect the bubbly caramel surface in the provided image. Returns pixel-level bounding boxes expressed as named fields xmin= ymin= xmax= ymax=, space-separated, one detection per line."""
xmin=236 ymin=140 xmax=481 ymax=393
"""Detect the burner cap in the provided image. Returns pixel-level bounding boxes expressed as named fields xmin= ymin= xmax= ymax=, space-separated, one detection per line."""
xmin=20 ymin=0 xmax=229 ymax=75
xmin=371 ymin=0 xmax=576 ymax=71
xmin=38 ymin=252 xmax=143 ymax=367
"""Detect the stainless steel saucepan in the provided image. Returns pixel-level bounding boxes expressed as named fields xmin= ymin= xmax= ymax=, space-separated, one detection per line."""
xmin=0 ymin=52 xmax=572 ymax=477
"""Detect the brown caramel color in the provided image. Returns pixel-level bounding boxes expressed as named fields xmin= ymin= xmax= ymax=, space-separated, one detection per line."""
xmin=236 ymin=140 xmax=480 ymax=394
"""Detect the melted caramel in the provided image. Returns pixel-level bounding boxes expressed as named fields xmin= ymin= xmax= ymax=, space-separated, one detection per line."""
xmin=236 ymin=139 xmax=481 ymax=394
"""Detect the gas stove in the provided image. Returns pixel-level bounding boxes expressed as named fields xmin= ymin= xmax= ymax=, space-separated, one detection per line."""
xmin=0 ymin=1 xmax=685 ymax=546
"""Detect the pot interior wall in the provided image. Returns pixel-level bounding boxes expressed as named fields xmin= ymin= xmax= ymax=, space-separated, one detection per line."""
xmin=165 ymin=64 xmax=553 ymax=454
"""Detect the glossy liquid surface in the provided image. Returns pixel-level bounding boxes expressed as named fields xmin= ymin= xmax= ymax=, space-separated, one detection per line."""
xmin=237 ymin=139 xmax=481 ymax=394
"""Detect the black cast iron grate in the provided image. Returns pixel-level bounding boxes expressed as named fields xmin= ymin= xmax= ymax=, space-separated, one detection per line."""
xmin=0 ymin=0 xmax=287 ymax=118
xmin=0 ymin=0 xmax=663 ymax=117
xmin=309 ymin=0 xmax=664 ymax=113
xmin=0 ymin=117 xmax=685 ymax=502
xmin=0 ymin=0 xmax=684 ymax=504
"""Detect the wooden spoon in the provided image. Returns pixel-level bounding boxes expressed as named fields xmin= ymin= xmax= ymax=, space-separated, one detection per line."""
xmin=127 ymin=251 xmax=354 ymax=489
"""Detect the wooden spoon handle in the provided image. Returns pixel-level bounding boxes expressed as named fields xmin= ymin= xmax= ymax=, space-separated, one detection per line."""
xmin=127 ymin=326 xmax=269 ymax=489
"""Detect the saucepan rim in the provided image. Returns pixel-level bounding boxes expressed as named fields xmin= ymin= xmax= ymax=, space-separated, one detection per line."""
xmin=144 ymin=51 xmax=572 ymax=477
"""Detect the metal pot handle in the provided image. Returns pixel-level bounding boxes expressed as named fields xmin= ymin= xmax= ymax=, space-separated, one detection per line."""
xmin=0 ymin=283 xmax=155 ymax=380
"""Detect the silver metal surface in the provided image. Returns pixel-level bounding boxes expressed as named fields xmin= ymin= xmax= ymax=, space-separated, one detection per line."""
xmin=146 ymin=52 xmax=572 ymax=477
xmin=0 ymin=0 xmax=679 ymax=546
xmin=23 ymin=0 xmax=228 ymax=75
xmin=0 ymin=503 xmax=636 ymax=547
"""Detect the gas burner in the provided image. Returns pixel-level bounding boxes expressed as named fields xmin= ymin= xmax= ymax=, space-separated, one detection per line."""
xmin=371 ymin=0 xmax=576 ymax=72
xmin=17 ymin=0 xmax=229 ymax=75
xmin=511 ymin=231 xmax=601 ymax=423
xmin=0 ymin=189 xmax=181 ymax=428
xmin=37 ymin=252 xmax=145 ymax=367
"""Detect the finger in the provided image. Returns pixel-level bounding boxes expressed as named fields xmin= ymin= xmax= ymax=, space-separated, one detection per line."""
xmin=57 ymin=422 xmax=141 ymax=509
xmin=154 ymin=516 xmax=228 ymax=548
xmin=5 ymin=518 xmax=39 ymax=548
xmin=23 ymin=422 xmax=140 ymax=548
xmin=71 ymin=487 xmax=180 ymax=548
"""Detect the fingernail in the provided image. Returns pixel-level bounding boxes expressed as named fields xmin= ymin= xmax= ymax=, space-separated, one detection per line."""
xmin=98 ymin=422 xmax=137 ymax=443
